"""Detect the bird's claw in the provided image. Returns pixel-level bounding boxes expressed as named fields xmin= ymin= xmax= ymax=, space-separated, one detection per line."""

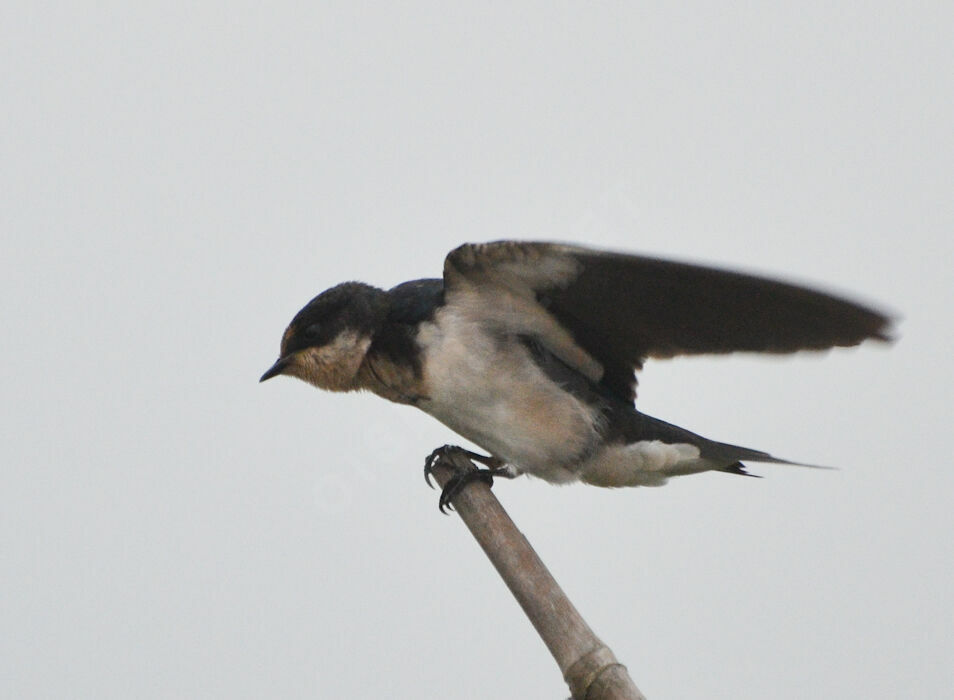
xmin=423 ymin=445 xmax=454 ymax=489
xmin=437 ymin=468 xmax=495 ymax=514
xmin=423 ymin=445 xmax=504 ymax=514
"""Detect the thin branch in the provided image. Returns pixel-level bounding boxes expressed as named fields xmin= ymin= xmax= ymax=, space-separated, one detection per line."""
xmin=430 ymin=452 xmax=647 ymax=700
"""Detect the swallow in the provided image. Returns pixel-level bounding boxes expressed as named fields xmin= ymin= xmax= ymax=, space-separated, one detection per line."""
xmin=261 ymin=241 xmax=891 ymax=509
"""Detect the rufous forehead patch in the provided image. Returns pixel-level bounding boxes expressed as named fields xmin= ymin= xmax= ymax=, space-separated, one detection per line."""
xmin=280 ymin=324 xmax=297 ymax=353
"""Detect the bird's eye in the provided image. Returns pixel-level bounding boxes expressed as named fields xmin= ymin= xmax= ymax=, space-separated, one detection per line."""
xmin=304 ymin=323 xmax=322 ymax=338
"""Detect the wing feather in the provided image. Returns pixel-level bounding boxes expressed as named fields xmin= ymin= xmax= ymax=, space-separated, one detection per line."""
xmin=444 ymin=241 xmax=893 ymax=402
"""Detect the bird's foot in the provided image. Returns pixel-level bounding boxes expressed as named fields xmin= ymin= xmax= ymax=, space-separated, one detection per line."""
xmin=424 ymin=445 xmax=503 ymax=486
xmin=423 ymin=445 xmax=509 ymax=514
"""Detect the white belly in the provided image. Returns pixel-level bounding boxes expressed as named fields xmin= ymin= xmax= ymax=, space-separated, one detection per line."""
xmin=416 ymin=311 xmax=601 ymax=482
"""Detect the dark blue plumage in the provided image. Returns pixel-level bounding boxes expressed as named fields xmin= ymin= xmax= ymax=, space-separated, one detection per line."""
xmin=261 ymin=241 xmax=890 ymax=489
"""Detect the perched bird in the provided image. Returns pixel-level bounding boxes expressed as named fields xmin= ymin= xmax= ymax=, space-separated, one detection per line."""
xmin=261 ymin=241 xmax=891 ymax=509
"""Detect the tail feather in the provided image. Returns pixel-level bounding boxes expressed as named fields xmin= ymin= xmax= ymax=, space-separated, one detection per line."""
xmin=616 ymin=410 xmax=836 ymax=476
xmin=718 ymin=462 xmax=763 ymax=478
xmin=707 ymin=441 xmax=836 ymax=472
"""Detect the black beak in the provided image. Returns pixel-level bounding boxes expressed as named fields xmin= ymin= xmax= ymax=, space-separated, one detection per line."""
xmin=260 ymin=357 xmax=290 ymax=382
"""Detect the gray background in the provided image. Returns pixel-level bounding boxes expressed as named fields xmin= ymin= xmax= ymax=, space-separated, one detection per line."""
xmin=3 ymin=2 xmax=951 ymax=698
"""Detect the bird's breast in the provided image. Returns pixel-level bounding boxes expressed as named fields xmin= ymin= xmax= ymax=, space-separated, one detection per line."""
xmin=415 ymin=310 xmax=602 ymax=481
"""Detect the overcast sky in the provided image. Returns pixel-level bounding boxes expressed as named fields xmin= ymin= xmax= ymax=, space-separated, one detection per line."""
xmin=3 ymin=2 xmax=952 ymax=698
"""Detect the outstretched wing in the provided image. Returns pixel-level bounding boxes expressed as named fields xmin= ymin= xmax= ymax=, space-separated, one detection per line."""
xmin=443 ymin=241 xmax=892 ymax=402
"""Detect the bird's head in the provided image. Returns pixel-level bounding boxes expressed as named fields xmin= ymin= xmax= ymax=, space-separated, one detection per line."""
xmin=260 ymin=282 xmax=387 ymax=391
